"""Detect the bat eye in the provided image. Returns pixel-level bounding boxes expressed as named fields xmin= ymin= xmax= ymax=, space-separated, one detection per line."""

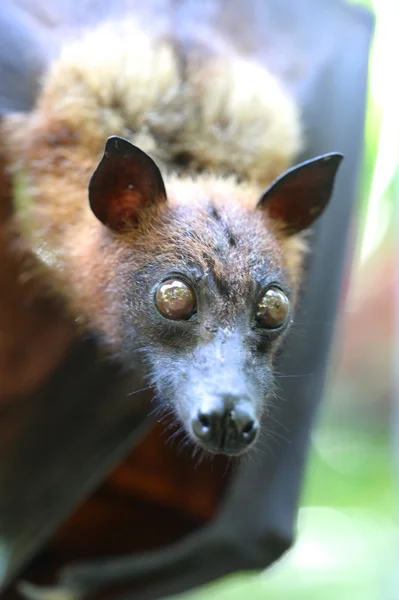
xmin=155 ymin=279 xmax=197 ymax=320
xmin=256 ymin=286 xmax=289 ymax=329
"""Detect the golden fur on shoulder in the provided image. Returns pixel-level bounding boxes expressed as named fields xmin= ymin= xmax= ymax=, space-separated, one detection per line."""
xmin=36 ymin=20 xmax=301 ymax=183
xmin=1 ymin=17 xmax=304 ymax=355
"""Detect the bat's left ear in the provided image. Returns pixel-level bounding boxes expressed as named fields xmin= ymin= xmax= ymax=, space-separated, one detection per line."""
xmin=257 ymin=153 xmax=343 ymax=235
xmin=88 ymin=136 xmax=167 ymax=232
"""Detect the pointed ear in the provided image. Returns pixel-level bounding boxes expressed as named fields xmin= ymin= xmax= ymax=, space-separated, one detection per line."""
xmin=257 ymin=153 xmax=343 ymax=235
xmin=88 ymin=136 xmax=167 ymax=232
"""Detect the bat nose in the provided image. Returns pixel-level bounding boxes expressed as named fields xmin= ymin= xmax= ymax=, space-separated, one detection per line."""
xmin=191 ymin=395 xmax=258 ymax=454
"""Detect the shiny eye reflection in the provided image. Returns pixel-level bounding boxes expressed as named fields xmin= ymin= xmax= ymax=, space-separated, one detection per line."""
xmin=256 ymin=286 xmax=290 ymax=329
xmin=155 ymin=279 xmax=196 ymax=320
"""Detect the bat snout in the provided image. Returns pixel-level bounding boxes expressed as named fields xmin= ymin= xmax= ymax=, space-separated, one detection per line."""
xmin=190 ymin=394 xmax=259 ymax=455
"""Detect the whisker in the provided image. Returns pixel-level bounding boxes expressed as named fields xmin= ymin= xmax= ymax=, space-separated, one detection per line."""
xmin=155 ymin=411 xmax=175 ymax=426
xmin=127 ymin=385 xmax=152 ymax=397
xmin=164 ymin=424 xmax=186 ymax=445
xmin=194 ymin=448 xmax=212 ymax=469
xmin=191 ymin=444 xmax=201 ymax=462
xmin=175 ymin=434 xmax=193 ymax=457
xmin=274 ymin=373 xmax=313 ymax=379
xmin=222 ymin=455 xmax=235 ymax=476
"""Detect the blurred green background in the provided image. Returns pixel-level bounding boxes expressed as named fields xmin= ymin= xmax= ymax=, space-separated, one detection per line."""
xmin=172 ymin=0 xmax=398 ymax=598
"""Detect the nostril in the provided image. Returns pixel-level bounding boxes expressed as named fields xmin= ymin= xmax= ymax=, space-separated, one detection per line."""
xmin=198 ymin=412 xmax=211 ymax=430
xmin=234 ymin=411 xmax=258 ymax=445
xmin=192 ymin=411 xmax=213 ymax=441
xmin=242 ymin=420 xmax=255 ymax=436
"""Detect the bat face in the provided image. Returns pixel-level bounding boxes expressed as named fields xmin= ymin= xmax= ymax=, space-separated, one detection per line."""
xmin=110 ymin=200 xmax=294 ymax=455
xmin=83 ymin=138 xmax=342 ymax=455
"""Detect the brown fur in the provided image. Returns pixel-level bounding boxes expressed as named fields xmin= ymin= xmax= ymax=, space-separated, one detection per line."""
xmin=0 ymin=146 xmax=75 ymax=399
xmin=1 ymin=18 xmax=305 ymax=374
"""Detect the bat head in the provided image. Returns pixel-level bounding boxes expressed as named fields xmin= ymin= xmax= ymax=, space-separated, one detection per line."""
xmin=88 ymin=137 xmax=343 ymax=455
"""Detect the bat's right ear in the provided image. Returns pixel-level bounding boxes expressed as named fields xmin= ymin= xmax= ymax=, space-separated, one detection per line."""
xmin=89 ymin=136 xmax=167 ymax=232
xmin=257 ymin=153 xmax=343 ymax=235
